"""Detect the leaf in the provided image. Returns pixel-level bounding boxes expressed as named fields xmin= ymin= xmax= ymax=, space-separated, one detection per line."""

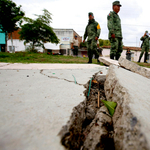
xmin=101 ymin=100 xmax=117 ymax=117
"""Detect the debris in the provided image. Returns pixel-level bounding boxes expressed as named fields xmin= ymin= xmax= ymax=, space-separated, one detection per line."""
xmin=98 ymin=91 xmax=100 ymax=108
xmin=92 ymin=79 xmax=98 ymax=84
xmin=87 ymin=78 xmax=93 ymax=98
xmin=72 ymin=75 xmax=77 ymax=84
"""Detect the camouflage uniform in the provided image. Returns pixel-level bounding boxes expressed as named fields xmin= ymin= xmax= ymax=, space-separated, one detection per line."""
xmin=107 ymin=1 xmax=123 ymax=60
xmin=84 ymin=12 xmax=101 ymax=62
xmin=138 ymin=31 xmax=150 ymax=63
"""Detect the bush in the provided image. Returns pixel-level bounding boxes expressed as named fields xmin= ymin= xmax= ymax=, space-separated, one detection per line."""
xmin=25 ymin=44 xmax=38 ymax=53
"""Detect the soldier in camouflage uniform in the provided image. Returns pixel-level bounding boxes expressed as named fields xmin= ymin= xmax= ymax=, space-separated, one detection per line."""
xmin=138 ymin=31 xmax=150 ymax=63
xmin=107 ymin=1 xmax=123 ymax=60
xmin=83 ymin=12 xmax=101 ymax=63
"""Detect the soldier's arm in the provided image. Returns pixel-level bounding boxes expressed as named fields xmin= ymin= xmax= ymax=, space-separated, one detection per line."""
xmin=107 ymin=13 xmax=114 ymax=35
xmin=140 ymin=36 xmax=146 ymax=41
xmin=83 ymin=25 xmax=88 ymax=40
xmin=96 ymin=23 xmax=101 ymax=38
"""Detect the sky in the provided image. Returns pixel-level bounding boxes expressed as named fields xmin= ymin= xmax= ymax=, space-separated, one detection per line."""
xmin=13 ymin=0 xmax=150 ymax=47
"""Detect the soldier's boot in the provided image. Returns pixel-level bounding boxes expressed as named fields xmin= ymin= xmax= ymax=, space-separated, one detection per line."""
xmin=116 ymin=54 xmax=120 ymax=61
xmin=88 ymin=57 xmax=92 ymax=63
xmin=144 ymin=52 xmax=148 ymax=63
xmin=95 ymin=54 xmax=100 ymax=63
xmin=138 ymin=55 xmax=142 ymax=63
xmin=110 ymin=54 xmax=114 ymax=60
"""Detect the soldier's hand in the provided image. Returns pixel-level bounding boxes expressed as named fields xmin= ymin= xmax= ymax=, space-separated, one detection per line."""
xmin=95 ymin=37 xmax=98 ymax=41
xmin=111 ymin=34 xmax=115 ymax=38
xmin=83 ymin=40 xmax=85 ymax=43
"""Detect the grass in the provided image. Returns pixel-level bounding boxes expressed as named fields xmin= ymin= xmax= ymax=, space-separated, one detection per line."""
xmin=135 ymin=62 xmax=150 ymax=68
xmin=0 ymin=52 xmax=104 ymax=65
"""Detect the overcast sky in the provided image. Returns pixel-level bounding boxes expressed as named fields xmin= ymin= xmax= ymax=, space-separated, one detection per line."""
xmin=13 ymin=0 xmax=150 ymax=47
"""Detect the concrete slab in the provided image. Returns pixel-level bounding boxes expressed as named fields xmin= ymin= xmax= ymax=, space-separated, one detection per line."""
xmin=99 ymin=57 xmax=119 ymax=66
xmin=0 ymin=63 xmax=101 ymax=70
xmin=119 ymin=57 xmax=150 ymax=79
xmin=0 ymin=63 xmax=108 ymax=150
xmin=105 ymin=65 xmax=150 ymax=149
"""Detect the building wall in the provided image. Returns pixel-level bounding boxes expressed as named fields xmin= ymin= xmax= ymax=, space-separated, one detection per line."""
xmin=102 ymin=49 xmax=147 ymax=62
xmin=0 ymin=29 xmax=6 ymax=52
xmin=53 ymin=29 xmax=73 ymax=50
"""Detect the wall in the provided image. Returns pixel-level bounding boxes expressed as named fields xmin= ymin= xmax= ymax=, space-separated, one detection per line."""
xmin=53 ymin=29 xmax=74 ymax=50
xmin=0 ymin=29 xmax=6 ymax=52
xmin=102 ymin=49 xmax=148 ymax=62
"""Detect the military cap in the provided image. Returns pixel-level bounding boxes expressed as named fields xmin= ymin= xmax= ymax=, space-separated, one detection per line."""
xmin=89 ymin=12 xmax=94 ymax=16
xmin=113 ymin=1 xmax=122 ymax=7
xmin=145 ymin=31 xmax=148 ymax=33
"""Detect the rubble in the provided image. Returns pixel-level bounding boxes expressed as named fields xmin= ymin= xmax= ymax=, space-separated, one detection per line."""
xmin=99 ymin=57 xmax=119 ymax=66
xmin=105 ymin=65 xmax=150 ymax=150
xmin=118 ymin=57 xmax=150 ymax=79
xmin=59 ymin=74 xmax=115 ymax=150
xmin=59 ymin=63 xmax=150 ymax=150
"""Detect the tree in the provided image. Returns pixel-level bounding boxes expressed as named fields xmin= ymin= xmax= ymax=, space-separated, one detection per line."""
xmin=19 ymin=9 xmax=59 ymax=51
xmin=0 ymin=0 xmax=25 ymax=52
xmin=80 ymin=41 xmax=87 ymax=48
xmin=98 ymin=39 xmax=111 ymax=46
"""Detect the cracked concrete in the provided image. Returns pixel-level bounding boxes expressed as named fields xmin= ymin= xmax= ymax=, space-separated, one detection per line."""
xmin=0 ymin=63 xmax=108 ymax=150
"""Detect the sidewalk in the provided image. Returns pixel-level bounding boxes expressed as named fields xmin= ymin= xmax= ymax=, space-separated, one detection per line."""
xmin=0 ymin=63 xmax=108 ymax=150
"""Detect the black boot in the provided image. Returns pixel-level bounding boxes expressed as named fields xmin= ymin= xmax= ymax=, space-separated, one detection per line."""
xmin=138 ymin=55 xmax=142 ymax=63
xmin=116 ymin=54 xmax=120 ymax=60
xmin=88 ymin=57 xmax=92 ymax=63
xmin=144 ymin=52 xmax=148 ymax=63
xmin=110 ymin=54 xmax=114 ymax=60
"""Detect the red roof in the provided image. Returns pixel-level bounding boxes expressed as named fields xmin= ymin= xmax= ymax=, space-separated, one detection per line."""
xmin=8 ymin=29 xmax=21 ymax=40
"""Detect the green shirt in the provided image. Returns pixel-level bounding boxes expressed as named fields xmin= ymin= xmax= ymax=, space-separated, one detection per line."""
xmin=84 ymin=19 xmax=101 ymax=41
xmin=107 ymin=11 xmax=122 ymax=39
xmin=140 ymin=36 xmax=150 ymax=47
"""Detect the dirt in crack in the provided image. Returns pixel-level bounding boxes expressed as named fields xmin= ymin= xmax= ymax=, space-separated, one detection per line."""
xmin=59 ymin=72 xmax=115 ymax=150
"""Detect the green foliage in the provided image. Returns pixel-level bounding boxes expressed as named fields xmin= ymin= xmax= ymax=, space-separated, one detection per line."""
xmin=0 ymin=0 xmax=24 ymax=33
xmin=80 ymin=42 xmax=87 ymax=48
xmin=98 ymin=39 xmax=111 ymax=46
xmin=19 ymin=9 xmax=59 ymax=51
xmin=101 ymin=100 xmax=117 ymax=117
xmin=25 ymin=44 xmax=38 ymax=53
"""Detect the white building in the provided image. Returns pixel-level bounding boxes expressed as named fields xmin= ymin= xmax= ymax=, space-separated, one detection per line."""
xmin=7 ymin=29 xmax=82 ymax=54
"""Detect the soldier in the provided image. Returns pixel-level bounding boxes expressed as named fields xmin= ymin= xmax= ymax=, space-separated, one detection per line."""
xmin=107 ymin=1 xmax=123 ymax=60
xmin=138 ymin=31 xmax=150 ymax=63
xmin=83 ymin=12 xmax=101 ymax=63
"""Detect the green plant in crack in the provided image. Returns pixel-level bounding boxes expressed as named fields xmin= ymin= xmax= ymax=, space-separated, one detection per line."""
xmin=101 ymin=100 xmax=117 ymax=117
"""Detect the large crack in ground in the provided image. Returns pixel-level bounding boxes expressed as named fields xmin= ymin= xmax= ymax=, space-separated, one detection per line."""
xmin=58 ymin=72 xmax=115 ymax=150
xmin=40 ymin=69 xmax=84 ymax=86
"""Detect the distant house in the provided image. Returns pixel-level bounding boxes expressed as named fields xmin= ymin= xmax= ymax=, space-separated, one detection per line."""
xmin=6 ymin=28 xmax=82 ymax=54
xmin=0 ymin=29 xmax=6 ymax=52
xmin=53 ymin=28 xmax=82 ymax=55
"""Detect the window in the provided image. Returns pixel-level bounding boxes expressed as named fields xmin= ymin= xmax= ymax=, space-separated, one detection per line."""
xmin=9 ymin=46 xmax=15 ymax=52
